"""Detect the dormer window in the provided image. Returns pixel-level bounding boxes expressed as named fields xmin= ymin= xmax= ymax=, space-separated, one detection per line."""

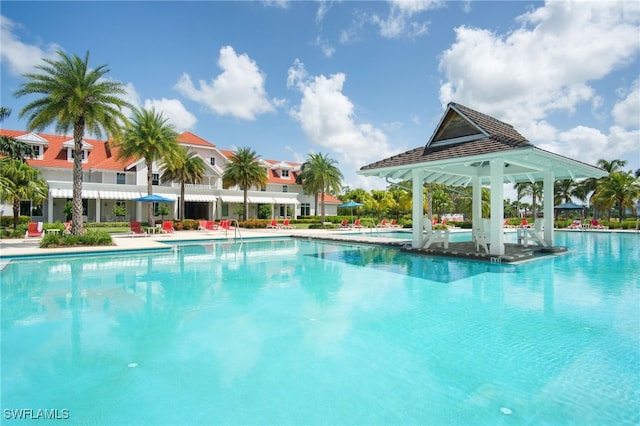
xmin=281 ymin=169 xmax=290 ymax=178
xmin=16 ymin=133 xmax=48 ymax=160
xmin=63 ymin=139 xmax=92 ymax=164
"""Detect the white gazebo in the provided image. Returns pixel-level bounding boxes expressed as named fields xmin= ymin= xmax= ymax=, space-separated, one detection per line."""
xmin=358 ymin=102 xmax=608 ymax=256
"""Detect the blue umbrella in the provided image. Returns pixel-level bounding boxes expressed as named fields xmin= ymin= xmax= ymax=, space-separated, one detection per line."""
xmin=134 ymin=194 xmax=174 ymax=203
xmin=339 ymin=200 xmax=363 ymax=220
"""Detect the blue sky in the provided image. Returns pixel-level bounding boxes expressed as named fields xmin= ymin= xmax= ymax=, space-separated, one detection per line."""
xmin=1 ymin=0 xmax=639 ymax=193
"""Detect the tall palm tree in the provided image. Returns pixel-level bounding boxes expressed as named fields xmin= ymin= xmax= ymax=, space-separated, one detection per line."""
xmin=116 ymin=108 xmax=180 ymax=225
xmin=0 ymin=158 xmax=49 ymax=229
xmin=514 ymin=181 xmax=543 ymax=219
xmin=299 ymin=153 xmax=343 ymax=224
xmin=592 ymin=170 xmax=640 ymax=220
xmin=222 ymin=147 xmax=268 ymax=220
xmin=0 ymin=108 xmax=37 ymax=161
xmin=160 ymin=147 xmax=206 ymax=220
xmin=14 ymin=50 xmax=131 ymax=235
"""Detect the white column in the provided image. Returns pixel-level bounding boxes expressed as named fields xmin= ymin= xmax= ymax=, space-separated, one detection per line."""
xmin=489 ymin=159 xmax=505 ymax=255
xmin=412 ymin=169 xmax=424 ymax=249
xmin=543 ymin=170 xmax=555 ymax=246
xmin=472 ymin=175 xmax=481 ymax=225
xmin=95 ymin=197 xmax=101 ymax=223
xmin=47 ymin=195 xmax=54 ymax=223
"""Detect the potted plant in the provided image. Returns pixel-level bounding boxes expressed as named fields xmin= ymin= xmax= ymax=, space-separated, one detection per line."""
xmin=112 ymin=204 xmax=126 ymax=221
xmin=155 ymin=204 xmax=170 ymax=222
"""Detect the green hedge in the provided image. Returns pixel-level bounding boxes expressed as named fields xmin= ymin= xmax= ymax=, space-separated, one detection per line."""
xmin=39 ymin=229 xmax=114 ymax=248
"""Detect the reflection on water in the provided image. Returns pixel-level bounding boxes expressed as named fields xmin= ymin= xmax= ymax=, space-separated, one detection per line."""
xmin=1 ymin=233 xmax=639 ymax=425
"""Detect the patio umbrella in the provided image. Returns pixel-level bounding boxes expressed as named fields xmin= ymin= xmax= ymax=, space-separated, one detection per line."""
xmin=339 ymin=200 xmax=363 ymax=220
xmin=134 ymin=194 xmax=174 ymax=203
xmin=554 ymin=201 xmax=586 ymax=220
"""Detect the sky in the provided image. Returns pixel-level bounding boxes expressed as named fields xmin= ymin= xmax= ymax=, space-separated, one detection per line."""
xmin=1 ymin=0 xmax=639 ymax=196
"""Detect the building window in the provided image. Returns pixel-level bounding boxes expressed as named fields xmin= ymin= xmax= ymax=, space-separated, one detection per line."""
xmin=33 ymin=145 xmax=41 ymax=157
xmin=210 ymin=157 xmax=215 ymax=166
xmin=280 ymin=206 xmax=286 ymax=217
xmin=282 ymin=185 xmax=288 ymax=193
xmin=301 ymin=203 xmax=310 ymax=216
xmin=70 ymin=150 xmax=86 ymax=160
xmin=281 ymin=170 xmax=289 ymax=178
xmin=116 ymin=173 xmax=126 ymax=185
xmin=152 ymin=173 xmax=160 ymax=185
xmin=221 ymin=204 xmax=229 ymax=216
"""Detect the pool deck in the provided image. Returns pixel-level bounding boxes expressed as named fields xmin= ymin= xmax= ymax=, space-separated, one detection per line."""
xmin=1 ymin=226 xmax=637 ymax=261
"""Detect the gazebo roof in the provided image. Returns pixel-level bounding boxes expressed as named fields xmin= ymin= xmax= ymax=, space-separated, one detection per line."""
xmin=359 ymin=102 xmax=607 ymax=185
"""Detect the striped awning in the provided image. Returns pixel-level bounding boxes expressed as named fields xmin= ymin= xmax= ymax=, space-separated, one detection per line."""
xmin=273 ymin=197 xmax=299 ymax=205
xmin=100 ymin=191 xmax=142 ymax=200
xmin=220 ymin=195 xmax=245 ymax=203
xmin=184 ymin=194 xmax=217 ymax=202
xmin=248 ymin=196 xmax=276 ymax=204
xmin=50 ymin=188 xmax=101 ymax=199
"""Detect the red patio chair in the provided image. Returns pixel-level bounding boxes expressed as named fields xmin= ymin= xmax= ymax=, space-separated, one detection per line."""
xmin=24 ymin=222 xmax=44 ymax=240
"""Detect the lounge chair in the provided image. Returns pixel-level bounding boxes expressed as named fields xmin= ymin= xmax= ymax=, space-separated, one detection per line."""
xmin=24 ymin=222 xmax=44 ymax=240
xmin=590 ymin=219 xmax=608 ymax=229
xmin=473 ymin=218 xmax=490 ymax=254
xmin=567 ymin=220 xmax=582 ymax=229
xmin=219 ymin=219 xmax=232 ymax=230
xmin=266 ymin=219 xmax=279 ymax=229
xmin=503 ymin=219 xmax=515 ymax=229
xmin=389 ymin=219 xmax=401 ymax=228
xmin=377 ymin=219 xmax=388 ymax=228
xmin=199 ymin=220 xmax=217 ymax=232
xmin=350 ymin=219 xmax=363 ymax=229
xmin=423 ymin=219 xmax=449 ymax=249
xmin=63 ymin=221 xmax=72 ymax=235
xmin=338 ymin=219 xmax=350 ymax=229
xmin=279 ymin=218 xmax=293 ymax=229
xmin=160 ymin=220 xmax=176 ymax=235
xmin=517 ymin=219 xmax=547 ymax=247
xmin=519 ymin=218 xmax=530 ymax=228
xmin=129 ymin=221 xmax=147 ymax=237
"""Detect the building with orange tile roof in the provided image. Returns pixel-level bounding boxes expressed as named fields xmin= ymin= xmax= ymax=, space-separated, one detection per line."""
xmin=0 ymin=129 xmax=341 ymax=223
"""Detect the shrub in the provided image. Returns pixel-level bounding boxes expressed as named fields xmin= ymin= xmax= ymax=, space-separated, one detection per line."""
xmin=39 ymin=229 xmax=113 ymax=248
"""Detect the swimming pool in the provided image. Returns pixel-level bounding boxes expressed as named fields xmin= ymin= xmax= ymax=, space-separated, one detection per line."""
xmin=2 ymin=232 xmax=639 ymax=425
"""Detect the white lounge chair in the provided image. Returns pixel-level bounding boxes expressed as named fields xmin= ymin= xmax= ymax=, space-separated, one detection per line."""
xmin=423 ymin=219 xmax=449 ymax=249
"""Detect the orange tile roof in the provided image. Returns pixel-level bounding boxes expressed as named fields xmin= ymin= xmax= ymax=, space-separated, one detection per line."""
xmin=177 ymin=131 xmax=216 ymax=147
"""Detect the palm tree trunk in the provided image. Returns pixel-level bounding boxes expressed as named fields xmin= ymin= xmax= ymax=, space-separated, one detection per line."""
xmin=147 ymin=160 xmax=154 ymax=225
xmin=243 ymin=188 xmax=249 ymax=220
xmin=12 ymin=198 xmax=20 ymax=230
xmin=320 ymin=190 xmax=326 ymax=223
xmin=72 ymin=123 xmax=85 ymax=235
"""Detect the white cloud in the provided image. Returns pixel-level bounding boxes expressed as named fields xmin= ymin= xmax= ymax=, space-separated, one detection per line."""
xmin=371 ymin=0 xmax=439 ymax=39
xmin=612 ymin=78 xmax=640 ymax=129
xmin=438 ymin=0 xmax=640 ymax=173
xmin=314 ymin=35 xmax=336 ymax=58
xmin=143 ymin=98 xmax=197 ymax=132
xmin=438 ymin=0 xmax=640 ymax=128
xmin=287 ymin=59 xmax=402 ymax=189
xmin=0 ymin=15 xmax=60 ymax=76
xmin=175 ymin=45 xmax=275 ymax=121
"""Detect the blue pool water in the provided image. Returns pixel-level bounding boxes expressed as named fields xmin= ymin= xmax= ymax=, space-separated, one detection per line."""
xmin=2 ymin=232 xmax=639 ymax=425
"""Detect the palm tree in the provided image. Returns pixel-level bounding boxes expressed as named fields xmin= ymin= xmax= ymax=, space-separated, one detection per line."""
xmin=514 ymin=181 xmax=543 ymax=220
xmin=0 ymin=158 xmax=49 ymax=229
xmin=299 ymin=153 xmax=343 ymax=224
xmin=160 ymin=147 xmax=206 ymax=220
xmin=116 ymin=108 xmax=180 ymax=225
xmin=14 ymin=50 xmax=131 ymax=235
xmin=592 ymin=170 xmax=640 ymax=220
xmin=222 ymin=147 xmax=268 ymax=220
xmin=0 ymin=107 xmax=37 ymax=161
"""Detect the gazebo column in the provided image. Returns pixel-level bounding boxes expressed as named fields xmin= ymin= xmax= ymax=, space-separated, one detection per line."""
xmin=543 ymin=170 xmax=555 ymax=246
xmin=472 ymin=176 xmax=481 ymax=226
xmin=489 ymin=159 xmax=505 ymax=255
xmin=412 ymin=169 xmax=424 ymax=249
xmin=47 ymin=195 xmax=54 ymax=223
